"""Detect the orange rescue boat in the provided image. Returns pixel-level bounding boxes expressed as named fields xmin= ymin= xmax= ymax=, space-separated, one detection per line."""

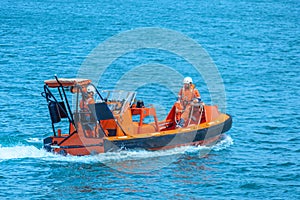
xmin=42 ymin=76 xmax=232 ymax=156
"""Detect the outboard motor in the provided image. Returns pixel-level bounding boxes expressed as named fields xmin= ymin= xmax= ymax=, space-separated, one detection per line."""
xmin=137 ymin=100 xmax=144 ymax=108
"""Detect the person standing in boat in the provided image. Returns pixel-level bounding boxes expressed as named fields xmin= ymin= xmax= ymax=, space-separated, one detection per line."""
xmin=175 ymin=77 xmax=201 ymax=127
xmin=79 ymin=85 xmax=96 ymax=137
xmin=80 ymin=86 xmax=95 ymax=112
xmin=79 ymin=86 xmax=95 ymax=124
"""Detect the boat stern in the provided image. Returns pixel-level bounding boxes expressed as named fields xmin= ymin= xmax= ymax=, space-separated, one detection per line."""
xmin=43 ymin=136 xmax=53 ymax=152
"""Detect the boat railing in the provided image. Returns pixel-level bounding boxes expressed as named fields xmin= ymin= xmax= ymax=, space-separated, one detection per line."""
xmin=187 ymin=102 xmax=205 ymax=127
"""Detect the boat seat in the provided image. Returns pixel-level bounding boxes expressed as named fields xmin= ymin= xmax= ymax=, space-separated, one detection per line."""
xmin=131 ymin=107 xmax=159 ymax=133
xmin=88 ymin=102 xmax=120 ymax=136
xmin=88 ymin=102 xmax=114 ymax=121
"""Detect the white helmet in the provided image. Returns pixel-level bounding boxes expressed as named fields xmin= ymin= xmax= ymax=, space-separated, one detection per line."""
xmin=86 ymin=85 xmax=96 ymax=93
xmin=183 ymin=77 xmax=193 ymax=84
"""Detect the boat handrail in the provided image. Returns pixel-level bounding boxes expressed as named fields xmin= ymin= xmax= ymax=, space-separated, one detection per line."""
xmin=187 ymin=102 xmax=204 ymax=127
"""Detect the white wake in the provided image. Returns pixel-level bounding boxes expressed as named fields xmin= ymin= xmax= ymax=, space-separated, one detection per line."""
xmin=0 ymin=135 xmax=233 ymax=165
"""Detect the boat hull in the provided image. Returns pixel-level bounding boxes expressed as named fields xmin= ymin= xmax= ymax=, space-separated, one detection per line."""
xmin=43 ymin=114 xmax=232 ymax=155
xmin=103 ymin=114 xmax=232 ymax=152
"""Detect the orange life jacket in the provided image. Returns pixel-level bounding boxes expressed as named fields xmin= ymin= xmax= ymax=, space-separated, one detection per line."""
xmin=178 ymin=85 xmax=200 ymax=108
xmin=80 ymin=97 xmax=95 ymax=116
xmin=174 ymin=101 xmax=183 ymax=121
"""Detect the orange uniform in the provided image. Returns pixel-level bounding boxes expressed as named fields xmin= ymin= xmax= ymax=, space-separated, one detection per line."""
xmin=178 ymin=84 xmax=200 ymax=108
xmin=176 ymin=84 xmax=201 ymax=127
xmin=174 ymin=101 xmax=183 ymax=121
xmin=80 ymin=95 xmax=95 ymax=111
xmin=80 ymin=94 xmax=95 ymax=137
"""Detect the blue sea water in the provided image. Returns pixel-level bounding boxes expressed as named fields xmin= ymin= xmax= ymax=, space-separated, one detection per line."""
xmin=0 ymin=0 xmax=299 ymax=199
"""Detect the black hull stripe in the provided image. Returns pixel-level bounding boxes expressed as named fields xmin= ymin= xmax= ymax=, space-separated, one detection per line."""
xmin=104 ymin=115 xmax=232 ymax=152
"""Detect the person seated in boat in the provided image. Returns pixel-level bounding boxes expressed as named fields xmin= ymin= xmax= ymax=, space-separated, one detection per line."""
xmin=175 ymin=77 xmax=201 ymax=127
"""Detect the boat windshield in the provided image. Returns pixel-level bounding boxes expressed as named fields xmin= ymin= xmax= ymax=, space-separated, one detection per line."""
xmin=100 ymin=90 xmax=136 ymax=115
xmin=72 ymin=84 xmax=136 ymax=116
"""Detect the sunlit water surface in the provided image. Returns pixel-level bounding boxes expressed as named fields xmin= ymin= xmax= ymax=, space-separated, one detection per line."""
xmin=0 ymin=0 xmax=299 ymax=199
